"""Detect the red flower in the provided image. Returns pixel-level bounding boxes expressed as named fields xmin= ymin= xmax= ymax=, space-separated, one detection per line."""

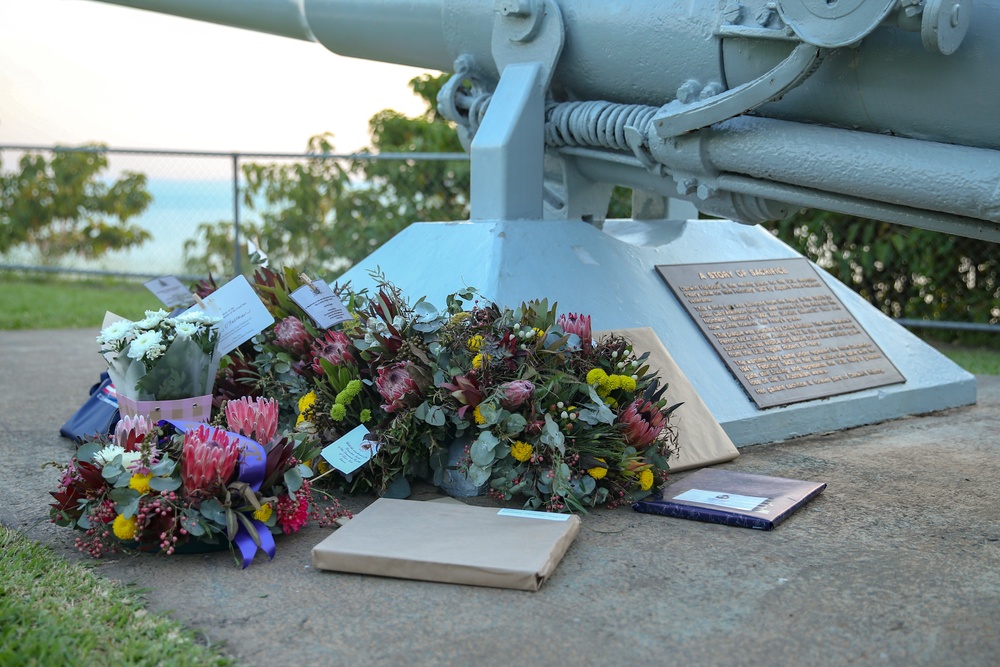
xmin=276 ymin=489 xmax=310 ymax=534
xmin=617 ymin=399 xmax=666 ymax=448
xmin=310 ymin=330 xmax=355 ymax=373
xmin=558 ymin=312 xmax=593 ymax=351
xmin=181 ymin=425 xmax=240 ymax=497
xmin=273 ymin=316 xmax=312 ymax=356
xmin=376 ymin=361 xmax=423 ymax=413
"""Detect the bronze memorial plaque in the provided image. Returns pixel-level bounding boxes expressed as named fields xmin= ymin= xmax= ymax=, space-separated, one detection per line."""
xmin=657 ymin=259 xmax=905 ymax=409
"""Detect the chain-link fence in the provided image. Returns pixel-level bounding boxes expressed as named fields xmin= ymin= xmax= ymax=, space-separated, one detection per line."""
xmin=2 ymin=144 xmax=996 ymax=334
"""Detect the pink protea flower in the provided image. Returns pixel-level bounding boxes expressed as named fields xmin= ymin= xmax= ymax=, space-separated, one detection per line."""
xmin=272 ymin=316 xmax=312 ymax=356
xmin=181 ymin=425 xmax=241 ymax=497
xmin=376 ymin=361 xmax=423 ymax=413
xmin=558 ymin=312 xmax=593 ymax=351
xmin=113 ymin=414 xmax=155 ymax=452
xmin=310 ymin=329 xmax=355 ymax=373
xmin=499 ymin=379 xmax=535 ymax=410
xmin=276 ymin=490 xmax=310 ymax=534
xmin=617 ymin=399 xmax=666 ymax=449
xmin=225 ymin=396 xmax=278 ymax=446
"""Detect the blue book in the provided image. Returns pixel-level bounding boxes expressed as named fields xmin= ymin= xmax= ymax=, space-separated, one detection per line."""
xmin=632 ymin=468 xmax=826 ymax=530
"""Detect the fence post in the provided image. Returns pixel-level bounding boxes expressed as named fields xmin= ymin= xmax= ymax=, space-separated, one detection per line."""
xmin=232 ymin=153 xmax=242 ymax=275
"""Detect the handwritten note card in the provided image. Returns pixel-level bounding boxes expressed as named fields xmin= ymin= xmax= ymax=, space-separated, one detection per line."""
xmin=321 ymin=425 xmax=380 ymax=474
xmin=290 ymin=279 xmax=353 ymax=329
xmin=187 ymin=274 xmax=274 ymax=356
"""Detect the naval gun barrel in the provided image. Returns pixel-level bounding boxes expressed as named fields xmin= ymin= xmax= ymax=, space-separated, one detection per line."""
xmin=92 ymin=0 xmax=1000 ymax=237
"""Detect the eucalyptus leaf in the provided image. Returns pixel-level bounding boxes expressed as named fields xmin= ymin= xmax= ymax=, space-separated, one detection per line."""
xmin=478 ymin=402 xmax=501 ymax=426
xmin=425 ymin=405 xmax=446 ymax=427
xmin=540 ymin=414 xmax=565 ymax=453
xmin=284 ymin=467 xmax=304 ymax=493
xmin=76 ymin=442 xmax=103 ymax=463
xmin=469 ymin=438 xmax=496 ymax=467
xmin=502 ymin=412 xmax=527 ymax=436
xmin=473 ymin=430 xmax=500 ymax=452
xmin=199 ymin=498 xmax=226 ymax=524
xmin=148 ymin=476 xmax=181 ymax=492
xmin=466 ymin=464 xmax=491 ymax=486
xmin=150 ymin=459 xmax=175 ymax=476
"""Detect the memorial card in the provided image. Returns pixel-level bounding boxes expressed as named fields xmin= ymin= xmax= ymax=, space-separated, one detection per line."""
xmin=143 ymin=275 xmax=195 ymax=308
xmin=657 ymin=258 xmax=904 ymax=408
xmin=290 ymin=279 xmax=353 ymax=329
xmin=186 ymin=274 xmax=274 ymax=356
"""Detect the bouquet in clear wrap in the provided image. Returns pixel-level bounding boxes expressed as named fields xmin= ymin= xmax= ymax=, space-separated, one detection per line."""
xmin=97 ymin=309 xmax=222 ymax=422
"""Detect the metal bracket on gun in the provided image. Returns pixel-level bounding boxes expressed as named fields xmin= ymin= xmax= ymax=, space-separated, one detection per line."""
xmin=652 ymin=42 xmax=825 ymax=139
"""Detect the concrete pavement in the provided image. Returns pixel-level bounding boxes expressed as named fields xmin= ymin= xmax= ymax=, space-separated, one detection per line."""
xmin=1 ymin=328 xmax=998 ymax=666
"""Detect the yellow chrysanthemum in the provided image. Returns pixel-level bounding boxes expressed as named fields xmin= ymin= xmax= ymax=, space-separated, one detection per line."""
xmin=472 ymin=353 xmax=491 ymax=369
xmin=619 ymin=375 xmax=637 ymax=392
xmin=586 ymin=368 xmax=608 ymax=386
xmin=587 ymin=458 xmax=608 ymax=480
xmin=296 ymin=391 xmax=317 ymax=426
xmin=510 ymin=441 xmax=534 ymax=462
xmin=467 ymin=334 xmax=485 ymax=352
xmin=639 ymin=469 xmax=655 ymax=491
xmin=317 ymin=460 xmax=331 ymax=474
xmin=473 ymin=405 xmax=486 ymax=425
xmin=112 ymin=514 xmax=138 ymax=541
xmin=128 ymin=473 xmax=153 ymax=495
xmin=254 ymin=504 xmax=273 ymax=522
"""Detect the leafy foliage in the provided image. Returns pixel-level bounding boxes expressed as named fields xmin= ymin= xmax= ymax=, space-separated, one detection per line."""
xmin=0 ymin=147 xmax=152 ymax=262
xmin=184 ymin=74 xmax=469 ymax=278
xmin=764 ymin=211 xmax=999 ymax=326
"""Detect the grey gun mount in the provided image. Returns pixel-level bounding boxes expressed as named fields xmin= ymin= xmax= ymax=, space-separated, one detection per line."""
xmin=94 ymin=0 xmax=999 ymax=241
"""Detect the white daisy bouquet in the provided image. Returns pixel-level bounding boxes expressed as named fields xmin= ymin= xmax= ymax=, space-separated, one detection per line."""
xmin=97 ymin=309 xmax=223 ymax=421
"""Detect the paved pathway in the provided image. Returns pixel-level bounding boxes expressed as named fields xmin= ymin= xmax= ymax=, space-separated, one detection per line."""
xmin=2 ymin=328 xmax=998 ymax=666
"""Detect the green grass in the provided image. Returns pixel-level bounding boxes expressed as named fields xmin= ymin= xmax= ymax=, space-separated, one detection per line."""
xmin=0 ymin=272 xmax=162 ymax=329
xmin=932 ymin=344 xmax=1000 ymax=376
xmin=0 ymin=526 xmax=235 ymax=667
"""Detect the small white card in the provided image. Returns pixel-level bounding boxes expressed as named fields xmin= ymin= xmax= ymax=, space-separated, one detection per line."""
xmin=497 ymin=508 xmax=571 ymax=522
xmin=290 ymin=279 xmax=352 ymax=329
xmin=144 ymin=276 xmax=195 ymax=308
xmin=187 ymin=274 xmax=274 ymax=356
xmin=673 ymin=488 xmax=769 ymax=512
xmin=321 ymin=424 xmax=380 ymax=474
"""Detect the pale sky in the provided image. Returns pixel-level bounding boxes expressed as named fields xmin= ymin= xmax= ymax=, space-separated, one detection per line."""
xmin=0 ymin=0 xmax=434 ymax=156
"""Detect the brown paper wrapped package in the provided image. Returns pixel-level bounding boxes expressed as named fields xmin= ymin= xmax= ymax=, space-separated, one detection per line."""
xmin=311 ymin=498 xmax=581 ymax=591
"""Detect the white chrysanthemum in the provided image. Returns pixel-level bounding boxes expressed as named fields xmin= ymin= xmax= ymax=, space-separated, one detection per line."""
xmin=94 ymin=444 xmax=143 ymax=469
xmin=135 ymin=309 xmax=170 ymax=330
xmin=173 ymin=321 xmax=201 ymax=338
xmin=96 ymin=319 xmax=136 ymax=346
xmin=174 ymin=309 xmax=221 ymax=326
xmin=127 ymin=330 xmax=165 ymax=361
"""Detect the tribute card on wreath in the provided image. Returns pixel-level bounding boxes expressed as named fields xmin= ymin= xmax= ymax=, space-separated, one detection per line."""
xmin=656 ymin=259 xmax=905 ymax=409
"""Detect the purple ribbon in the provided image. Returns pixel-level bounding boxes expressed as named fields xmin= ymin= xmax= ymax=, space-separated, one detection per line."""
xmin=168 ymin=420 xmax=276 ymax=568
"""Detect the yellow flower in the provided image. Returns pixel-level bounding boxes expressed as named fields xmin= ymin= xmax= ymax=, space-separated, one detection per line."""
xmin=473 ymin=405 xmax=486 ymax=425
xmin=317 ymin=460 xmax=331 ymax=474
xmin=296 ymin=391 xmax=317 ymax=426
xmin=510 ymin=441 xmax=534 ymax=462
xmin=472 ymin=353 xmax=491 ymax=370
xmin=129 ymin=473 xmax=153 ymax=495
xmin=467 ymin=334 xmax=485 ymax=352
xmin=586 ymin=368 xmax=608 ymax=386
xmin=639 ymin=469 xmax=655 ymax=491
xmin=254 ymin=504 xmax=273 ymax=522
xmin=450 ymin=312 xmax=472 ymax=324
xmin=619 ymin=375 xmax=637 ymax=392
xmin=533 ymin=327 xmax=545 ymax=340
xmin=587 ymin=458 xmax=608 ymax=480
xmin=112 ymin=514 xmax=138 ymax=541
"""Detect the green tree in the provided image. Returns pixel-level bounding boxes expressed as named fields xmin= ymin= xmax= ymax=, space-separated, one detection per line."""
xmin=0 ymin=147 xmax=151 ymax=263
xmin=184 ymin=74 xmax=470 ymax=278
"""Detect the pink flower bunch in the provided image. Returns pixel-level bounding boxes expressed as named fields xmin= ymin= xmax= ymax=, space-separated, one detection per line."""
xmin=113 ymin=414 xmax=155 ymax=452
xmin=376 ymin=361 xmax=423 ymax=413
xmin=276 ymin=488 xmax=310 ymax=534
xmin=310 ymin=329 xmax=355 ymax=373
xmin=181 ymin=425 xmax=241 ymax=497
xmin=617 ymin=399 xmax=666 ymax=448
xmin=272 ymin=316 xmax=312 ymax=356
xmin=557 ymin=312 xmax=593 ymax=351
xmin=225 ymin=396 xmax=278 ymax=445
xmin=499 ymin=379 xmax=535 ymax=410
